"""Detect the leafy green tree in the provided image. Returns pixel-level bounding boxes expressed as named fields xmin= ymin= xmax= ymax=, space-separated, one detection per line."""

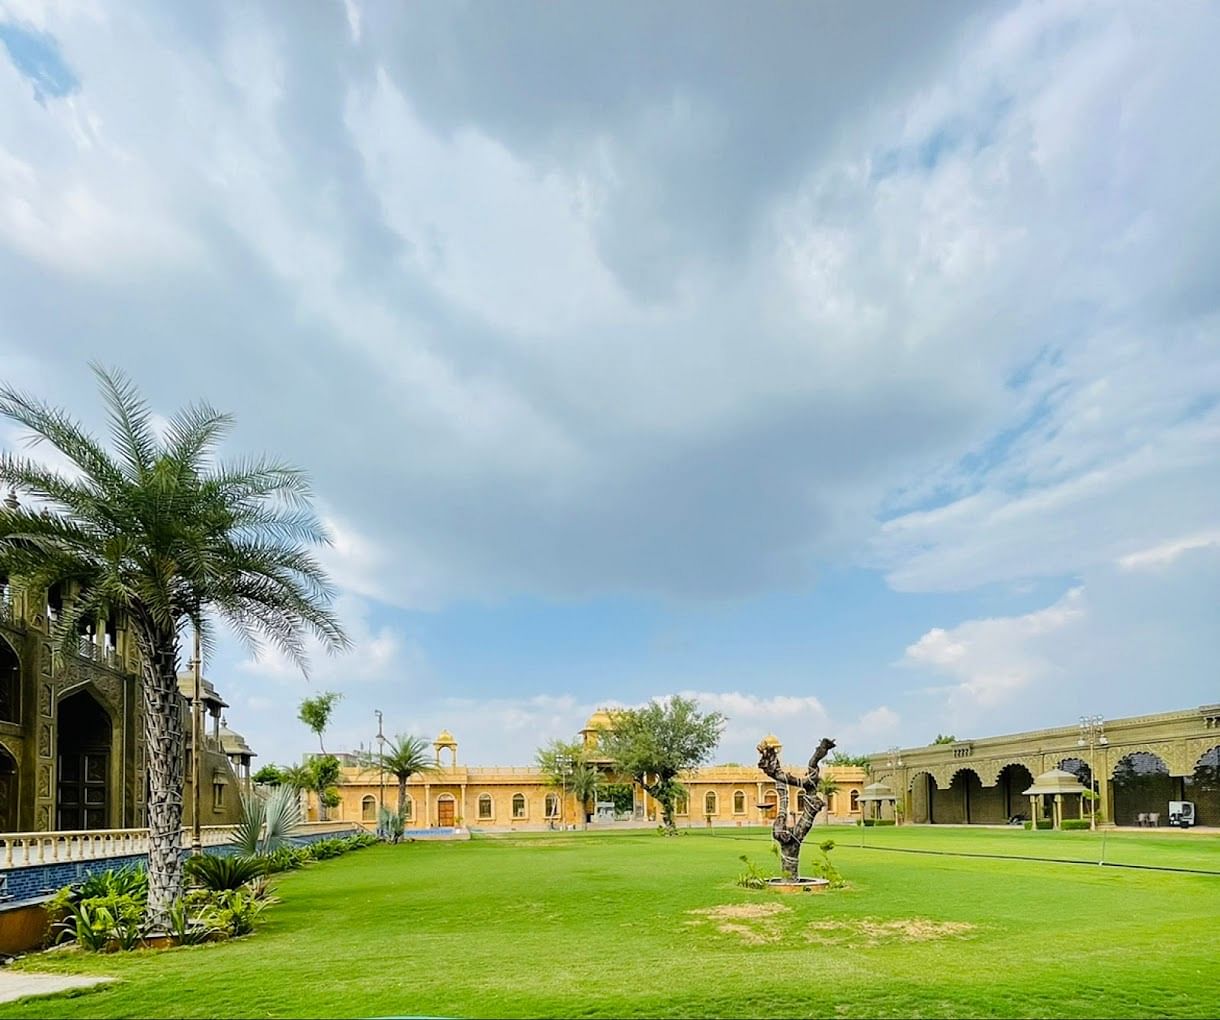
xmin=299 ymin=691 xmax=342 ymax=753
xmin=829 ymin=751 xmax=872 ymax=767
xmin=536 ymin=739 xmax=597 ymax=828
xmin=359 ymin=734 xmax=434 ymax=816
xmin=597 ymin=696 xmax=725 ymax=832
xmin=307 ymin=754 xmax=342 ymax=821
xmin=567 ymin=761 xmax=600 ymax=829
xmin=932 ymin=734 xmax=957 ymax=745
xmin=252 ymin=764 xmax=285 ymax=787
xmin=278 ymin=763 xmax=314 ymax=791
xmin=0 ymin=367 xmax=346 ymax=923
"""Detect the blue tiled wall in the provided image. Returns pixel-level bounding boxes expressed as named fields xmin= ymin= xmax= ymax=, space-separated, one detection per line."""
xmin=0 ymin=827 xmax=359 ymax=904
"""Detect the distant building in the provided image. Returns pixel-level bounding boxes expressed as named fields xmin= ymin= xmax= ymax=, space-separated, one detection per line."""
xmin=0 ymin=572 xmax=253 ymax=833
xmin=327 ymin=711 xmax=868 ymax=830
xmin=867 ymin=706 xmax=1220 ymax=827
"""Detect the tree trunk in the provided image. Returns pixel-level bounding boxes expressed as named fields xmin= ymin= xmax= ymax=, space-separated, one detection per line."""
xmin=143 ymin=640 xmax=185 ymax=927
xmin=397 ymin=778 xmax=407 ymax=816
xmin=758 ymin=737 xmax=836 ymax=881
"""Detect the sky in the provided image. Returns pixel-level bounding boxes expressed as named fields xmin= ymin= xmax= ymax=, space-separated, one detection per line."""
xmin=1 ymin=1 xmax=1217 ymax=768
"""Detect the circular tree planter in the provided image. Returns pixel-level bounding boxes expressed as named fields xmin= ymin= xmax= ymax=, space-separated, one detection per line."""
xmin=766 ymin=877 xmax=830 ymax=894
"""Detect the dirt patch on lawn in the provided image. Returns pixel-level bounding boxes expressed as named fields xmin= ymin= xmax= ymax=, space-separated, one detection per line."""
xmin=805 ymin=917 xmax=976 ymax=946
xmin=686 ymin=902 xmax=791 ymax=943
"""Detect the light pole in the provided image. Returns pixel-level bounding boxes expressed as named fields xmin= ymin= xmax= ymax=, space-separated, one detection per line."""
xmin=886 ymin=746 xmax=904 ymax=825
xmin=191 ymin=624 xmax=203 ymax=856
xmin=556 ymin=754 xmax=572 ymax=831
xmin=375 ymin=709 xmax=386 ymax=831
xmin=1078 ymin=715 xmax=1107 ymax=831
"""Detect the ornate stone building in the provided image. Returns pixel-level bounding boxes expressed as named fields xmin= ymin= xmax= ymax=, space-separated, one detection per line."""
xmin=329 ymin=714 xmax=868 ymax=831
xmin=0 ymin=575 xmax=250 ymax=833
xmin=868 ymin=705 xmax=1220 ymax=827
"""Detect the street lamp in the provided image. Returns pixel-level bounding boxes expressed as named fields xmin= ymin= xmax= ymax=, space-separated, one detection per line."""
xmin=886 ymin=746 xmax=904 ymax=825
xmin=555 ymin=754 xmax=572 ymax=831
xmin=375 ymin=709 xmax=386 ymax=831
xmin=191 ymin=624 xmax=203 ymax=856
xmin=1077 ymin=715 xmax=1108 ymax=831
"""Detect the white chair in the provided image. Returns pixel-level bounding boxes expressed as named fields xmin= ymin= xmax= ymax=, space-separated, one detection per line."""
xmin=1148 ymin=812 xmax=1159 ymax=828
xmin=1137 ymin=812 xmax=1148 ymax=827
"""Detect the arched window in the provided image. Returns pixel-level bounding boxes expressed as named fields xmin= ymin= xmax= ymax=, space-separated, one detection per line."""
xmin=850 ymin=790 xmax=859 ymax=812
xmin=732 ymin=790 xmax=746 ymax=814
xmin=704 ymin=791 xmax=717 ymax=816
xmin=675 ymin=792 xmax=689 ymax=815
xmin=545 ymin=793 xmax=559 ymax=817
xmin=512 ymin=793 xmax=527 ymax=819
xmin=402 ymin=795 xmax=413 ymax=821
xmin=0 ymin=635 xmax=20 ymax=724
xmin=478 ymin=793 xmax=493 ymax=819
xmin=361 ymin=795 xmax=376 ymax=821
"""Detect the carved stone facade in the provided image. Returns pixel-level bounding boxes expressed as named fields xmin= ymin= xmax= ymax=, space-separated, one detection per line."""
xmin=870 ymin=705 xmax=1220 ymax=827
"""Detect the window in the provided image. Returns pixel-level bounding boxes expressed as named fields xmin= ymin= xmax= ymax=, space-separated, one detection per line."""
xmin=733 ymin=790 xmax=746 ymax=814
xmin=704 ymin=791 xmax=717 ymax=816
xmin=361 ymin=795 xmax=376 ymax=821
xmin=675 ymin=792 xmax=689 ymax=815
xmin=850 ymin=790 xmax=859 ymax=812
xmin=478 ymin=794 xmax=493 ymax=820
xmin=512 ymin=793 xmax=526 ymax=819
xmin=402 ymin=796 xmax=413 ymax=821
xmin=545 ymin=793 xmax=559 ymax=817
xmin=212 ymin=781 xmax=225 ymax=811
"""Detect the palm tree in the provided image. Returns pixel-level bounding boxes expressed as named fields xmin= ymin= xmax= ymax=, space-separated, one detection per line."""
xmin=567 ymin=761 xmax=600 ymax=830
xmin=817 ymin=776 xmax=839 ymax=824
xmin=0 ymin=367 xmax=347 ymax=924
xmin=360 ymin=734 xmax=434 ymax=816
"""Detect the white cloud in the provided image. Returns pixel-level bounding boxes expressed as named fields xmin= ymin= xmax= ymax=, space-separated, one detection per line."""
xmin=1118 ymin=530 xmax=1220 ymax=571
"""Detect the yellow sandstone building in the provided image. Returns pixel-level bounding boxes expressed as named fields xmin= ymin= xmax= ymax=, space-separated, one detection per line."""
xmin=328 ymin=711 xmax=867 ymax=831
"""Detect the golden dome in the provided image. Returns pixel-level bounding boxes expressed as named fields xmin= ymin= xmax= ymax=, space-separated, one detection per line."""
xmin=581 ymin=709 xmax=615 ymax=732
xmin=434 ymin=729 xmax=457 ymax=746
xmin=759 ymin=733 xmax=782 ymax=748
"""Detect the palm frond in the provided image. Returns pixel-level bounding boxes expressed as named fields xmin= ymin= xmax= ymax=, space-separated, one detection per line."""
xmin=90 ymin=364 xmax=158 ymax=481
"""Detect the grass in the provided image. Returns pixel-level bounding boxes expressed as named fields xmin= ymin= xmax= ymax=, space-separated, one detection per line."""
xmin=1 ymin=825 xmax=1217 ymax=1019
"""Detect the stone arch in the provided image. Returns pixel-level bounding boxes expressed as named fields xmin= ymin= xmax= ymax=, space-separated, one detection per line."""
xmin=703 ymin=790 xmax=718 ymax=816
xmin=945 ymin=767 xmax=984 ymax=824
xmin=1184 ymin=745 xmax=1220 ymax=827
xmin=908 ymin=770 xmax=938 ymax=824
xmin=435 ymin=793 xmax=456 ymax=827
xmin=732 ymin=789 xmax=746 ymax=814
xmin=997 ymin=763 xmax=1037 ymax=821
xmin=0 ymin=739 xmax=17 ymax=831
xmin=1111 ymin=751 xmax=1173 ymax=826
xmin=0 ymin=632 xmax=20 ymax=724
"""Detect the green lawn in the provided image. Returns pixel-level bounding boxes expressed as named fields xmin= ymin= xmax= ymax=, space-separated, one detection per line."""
xmin=2 ymin=826 xmax=1218 ymax=1019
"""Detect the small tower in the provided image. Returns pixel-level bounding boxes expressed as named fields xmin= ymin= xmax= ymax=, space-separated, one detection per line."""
xmin=433 ymin=729 xmax=458 ymax=767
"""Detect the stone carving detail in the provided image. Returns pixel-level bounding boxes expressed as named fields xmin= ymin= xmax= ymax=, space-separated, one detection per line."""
xmin=37 ymin=804 xmax=50 ymax=830
xmin=38 ymin=721 xmax=52 ymax=758
xmin=40 ymin=642 xmax=52 ymax=675
xmin=39 ymin=683 xmax=52 ymax=717
xmin=37 ymin=763 xmax=52 ymax=799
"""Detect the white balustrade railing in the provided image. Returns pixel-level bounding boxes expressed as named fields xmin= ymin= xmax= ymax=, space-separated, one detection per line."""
xmin=0 ymin=820 xmax=355 ymax=870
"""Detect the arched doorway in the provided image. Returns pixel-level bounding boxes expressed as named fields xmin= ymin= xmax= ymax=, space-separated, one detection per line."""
xmin=0 ymin=634 xmax=20 ymax=724
xmin=1185 ymin=746 xmax=1220 ymax=827
xmin=1057 ymin=758 xmax=1094 ymax=822
xmin=0 ymin=744 xmax=17 ymax=831
xmin=1112 ymin=752 xmax=1173 ymax=827
xmin=946 ymin=769 xmax=984 ymax=823
xmin=909 ymin=771 xmax=937 ymax=823
xmin=56 ymin=690 xmax=112 ymax=830
xmin=998 ymin=764 xmax=1036 ymax=821
xmin=436 ymin=794 xmax=456 ymax=827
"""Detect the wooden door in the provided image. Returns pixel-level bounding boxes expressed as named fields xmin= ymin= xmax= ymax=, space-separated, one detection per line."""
xmin=56 ymin=751 xmax=108 ymax=830
xmin=437 ymin=798 xmax=455 ymax=826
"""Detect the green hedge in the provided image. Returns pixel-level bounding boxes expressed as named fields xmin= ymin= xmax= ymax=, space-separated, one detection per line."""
xmin=1023 ymin=819 xmax=1054 ymax=830
xmin=862 ymin=818 xmax=896 ymax=827
xmin=1060 ymin=819 xmax=1091 ymax=831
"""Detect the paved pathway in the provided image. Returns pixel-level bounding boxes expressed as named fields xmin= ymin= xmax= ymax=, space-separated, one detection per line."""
xmin=0 ymin=970 xmax=112 ymax=1004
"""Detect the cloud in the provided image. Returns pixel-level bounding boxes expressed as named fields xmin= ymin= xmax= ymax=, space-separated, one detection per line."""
xmin=903 ymin=588 xmax=1086 ymax=711
xmin=1118 ymin=530 xmax=1220 ymax=572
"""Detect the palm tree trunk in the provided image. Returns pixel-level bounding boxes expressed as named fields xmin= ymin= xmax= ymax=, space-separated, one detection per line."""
xmin=143 ymin=640 xmax=184 ymax=926
xmin=397 ymin=778 xmax=407 ymax=816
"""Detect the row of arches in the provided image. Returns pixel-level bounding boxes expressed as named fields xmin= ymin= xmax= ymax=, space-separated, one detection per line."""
xmin=905 ymin=747 xmax=1220 ymax=826
xmin=360 ymin=791 xmax=566 ymax=826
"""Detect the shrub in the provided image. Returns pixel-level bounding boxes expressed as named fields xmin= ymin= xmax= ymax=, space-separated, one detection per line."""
xmin=806 ymin=840 xmax=846 ymax=888
xmin=735 ymin=854 xmax=770 ymax=889
xmin=1024 ymin=819 xmax=1054 ymax=830
xmin=862 ymin=819 xmax=896 ymax=827
xmin=1061 ymin=819 xmax=1091 ymax=831
xmin=264 ymin=845 xmax=311 ymax=873
xmin=53 ymin=894 xmax=144 ymax=952
xmin=196 ymin=888 xmax=269 ymax=937
xmin=184 ymin=853 xmax=266 ymax=891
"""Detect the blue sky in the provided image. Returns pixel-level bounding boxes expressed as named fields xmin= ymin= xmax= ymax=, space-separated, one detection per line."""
xmin=1 ymin=1 xmax=1217 ymax=767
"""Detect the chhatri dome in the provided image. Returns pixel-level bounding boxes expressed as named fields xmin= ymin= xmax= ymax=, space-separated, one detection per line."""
xmin=434 ymin=729 xmax=457 ymax=747
xmin=759 ymin=733 xmax=782 ymax=749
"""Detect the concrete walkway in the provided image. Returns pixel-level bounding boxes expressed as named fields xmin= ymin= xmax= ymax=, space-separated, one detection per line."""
xmin=0 ymin=970 xmax=112 ymax=1004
